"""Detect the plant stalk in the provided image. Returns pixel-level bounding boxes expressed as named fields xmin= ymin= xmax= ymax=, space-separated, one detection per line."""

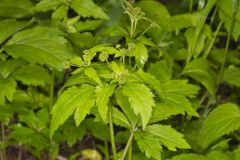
xmin=108 ymin=105 xmax=117 ymax=160
xmin=203 ymin=21 xmax=223 ymax=58
xmin=104 ymin=141 xmax=110 ymax=160
xmin=121 ymin=129 xmax=135 ymax=160
xmin=217 ymin=2 xmax=237 ymax=84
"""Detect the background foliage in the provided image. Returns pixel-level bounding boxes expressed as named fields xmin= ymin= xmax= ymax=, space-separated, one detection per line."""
xmin=0 ymin=0 xmax=240 ymax=159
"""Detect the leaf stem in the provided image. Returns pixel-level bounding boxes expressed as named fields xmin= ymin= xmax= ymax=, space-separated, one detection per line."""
xmin=121 ymin=129 xmax=134 ymax=160
xmin=127 ymin=140 xmax=132 ymax=160
xmin=189 ymin=0 xmax=193 ymax=12
xmin=203 ymin=21 xmax=223 ymax=58
xmin=217 ymin=7 xmax=237 ymax=84
xmin=104 ymin=141 xmax=110 ymax=160
xmin=109 ymin=105 xmax=117 ymax=160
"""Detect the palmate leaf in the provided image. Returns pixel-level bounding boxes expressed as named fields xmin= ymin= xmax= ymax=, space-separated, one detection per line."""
xmin=170 ymin=153 xmax=208 ymax=160
xmin=0 ymin=19 xmax=32 ymax=44
xmin=4 ymin=26 xmax=75 ymax=70
xmin=96 ymin=84 xmax=116 ymax=121
xmin=145 ymin=125 xmax=190 ymax=151
xmin=51 ymin=85 xmax=95 ymax=137
xmin=122 ymin=83 xmax=155 ymax=129
xmin=70 ymin=0 xmax=109 ymax=19
xmin=134 ymin=131 xmax=162 ymax=160
xmin=199 ymin=103 xmax=240 ymax=148
xmin=12 ymin=64 xmax=52 ymax=86
xmin=0 ymin=77 xmax=16 ymax=105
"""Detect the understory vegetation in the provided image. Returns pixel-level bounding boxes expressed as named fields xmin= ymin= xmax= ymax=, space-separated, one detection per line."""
xmin=0 ymin=0 xmax=240 ymax=159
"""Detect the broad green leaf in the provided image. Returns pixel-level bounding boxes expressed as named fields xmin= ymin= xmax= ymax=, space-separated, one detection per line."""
xmin=135 ymin=0 xmax=170 ymax=28
xmin=12 ymin=64 xmax=52 ymax=86
xmin=84 ymin=67 xmax=102 ymax=85
xmin=52 ymin=4 xmax=68 ymax=20
xmin=145 ymin=125 xmax=190 ymax=151
xmin=161 ymin=80 xmax=200 ymax=98
xmin=51 ymin=85 xmax=95 ymax=137
xmin=170 ymin=153 xmax=207 ymax=160
xmin=36 ymin=0 xmax=63 ymax=12
xmin=70 ymin=0 xmax=109 ymax=19
xmin=0 ymin=19 xmax=31 ymax=44
xmin=4 ymin=26 xmax=74 ymax=70
xmin=83 ymin=119 xmax=109 ymax=140
xmin=96 ymin=84 xmax=116 ymax=121
xmin=184 ymin=58 xmax=216 ymax=97
xmin=185 ymin=25 xmax=211 ymax=57
xmin=233 ymin=148 xmax=240 ymax=160
xmin=134 ymin=131 xmax=162 ymax=160
xmin=0 ymin=77 xmax=16 ymax=105
xmin=147 ymin=60 xmax=172 ymax=83
xmin=122 ymin=83 xmax=155 ymax=129
xmin=199 ymin=103 xmax=240 ymax=148
xmin=217 ymin=0 xmax=240 ymax=40
xmin=0 ymin=0 xmax=33 ymax=18
xmin=112 ymin=108 xmax=131 ymax=128
xmin=166 ymin=12 xmax=201 ymax=31
xmin=207 ymin=151 xmax=230 ymax=160
xmin=115 ymin=91 xmax=138 ymax=127
xmin=0 ymin=59 xmax=26 ymax=78
xmin=127 ymin=42 xmax=148 ymax=69
xmin=75 ymin=20 xmax=103 ymax=32
xmin=222 ymin=66 xmax=240 ymax=87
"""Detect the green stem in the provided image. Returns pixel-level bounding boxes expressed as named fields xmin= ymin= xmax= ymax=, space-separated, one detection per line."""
xmin=109 ymin=106 xmax=117 ymax=160
xmin=136 ymin=24 xmax=153 ymax=40
xmin=121 ymin=129 xmax=135 ymax=160
xmin=203 ymin=21 xmax=223 ymax=58
xmin=127 ymin=140 xmax=132 ymax=160
xmin=105 ymin=141 xmax=110 ymax=160
xmin=217 ymin=11 xmax=237 ymax=84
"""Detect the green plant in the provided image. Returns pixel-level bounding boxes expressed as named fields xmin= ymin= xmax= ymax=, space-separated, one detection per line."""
xmin=0 ymin=0 xmax=240 ymax=160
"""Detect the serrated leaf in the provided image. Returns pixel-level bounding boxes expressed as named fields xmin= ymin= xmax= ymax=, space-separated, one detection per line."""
xmin=75 ymin=20 xmax=103 ymax=32
xmin=217 ymin=0 xmax=240 ymax=40
xmin=207 ymin=151 xmax=230 ymax=160
xmin=135 ymin=131 xmax=162 ymax=160
xmin=96 ymin=84 xmax=116 ymax=121
xmin=161 ymin=80 xmax=200 ymax=98
xmin=199 ymin=103 xmax=240 ymax=148
xmin=147 ymin=60 xmax=172 ymax=83
xmin=145 ymin=125 xmax=190 ymax=151
xmin=70 ymin=0 xmax=109 ymax=19
xmin=51 ymin=85 xmax=95 ymax=137
xmin=115 ymin=91 xmax=138 ymax=127
xmin=122 ymin=83 xmax=155 ymax=129
xmin=0 ymin=0 xmax=33 ymax=18
xmin=12 ymin=64 xmax=52 ymax=86
xmin=184 ymin=58 xmax=216 ymax=97
xmin=0 ymin=19 xmax=31 ymax=44
xmin=112 ymin=108 xmax=131 ymax=128
xmin=0 ymin=59 xmax=26 ymax=78
xmin=36 ymin=0 xmax=63 ymax=12
xmin=84 ymin=67 xmax=102 ymax=85
xmin=4 ymin=26 xmax=74 ymax=70
xmin=128 ymin=42 xmax=148 ymax=69
xmin=0 ymin=77 xmax=16 ymax=105
xmin=222 ymin=66 xmax=240 ymax=87
xmin=169 ymin=153 xmax=208 ymax=160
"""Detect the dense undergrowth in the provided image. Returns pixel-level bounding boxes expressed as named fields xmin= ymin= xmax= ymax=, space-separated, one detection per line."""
xmin=0 ymin=0 xmax=240 ymax=159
